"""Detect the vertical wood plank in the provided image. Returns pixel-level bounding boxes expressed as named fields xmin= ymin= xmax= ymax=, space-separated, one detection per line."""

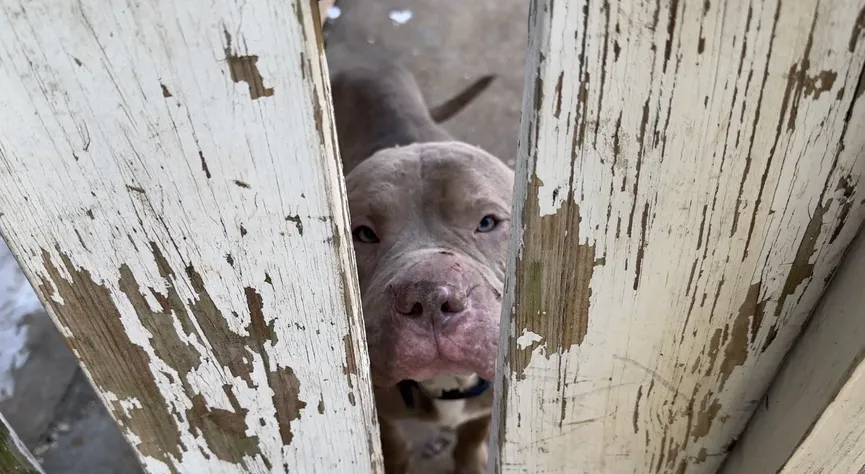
xmin=720 ymin=227 xmax=865 ymax=474
xmin=0 ymin=0 xmax=382 ymax=472
xmin=490 ymin=0 xmax=865 ymax=472
xmin=0 ymin=413 xmax=44 ymax=474
xmin=774 ymin=357 xmax=865 ymax=474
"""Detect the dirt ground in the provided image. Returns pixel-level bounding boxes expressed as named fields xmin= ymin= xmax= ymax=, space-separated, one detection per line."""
xmin=0 ymin=0 xmax=527 ymax=472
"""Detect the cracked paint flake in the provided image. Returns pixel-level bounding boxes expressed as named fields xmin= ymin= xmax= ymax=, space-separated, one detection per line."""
xmin=515 ymin=329 xmax=543 ymax=350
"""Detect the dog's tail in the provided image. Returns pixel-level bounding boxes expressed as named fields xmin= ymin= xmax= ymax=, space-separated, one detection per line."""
xmin=428 ymin=74 xmax=497 ymax=123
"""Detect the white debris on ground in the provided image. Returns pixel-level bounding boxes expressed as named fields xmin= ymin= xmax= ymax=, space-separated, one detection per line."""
xmin=327 ymin=5 xmax=341 ymax=20
xmin=0 ymin=239 xmax=43 ymax=401
xmin=388 ymin=9 xmax=413 ymax=24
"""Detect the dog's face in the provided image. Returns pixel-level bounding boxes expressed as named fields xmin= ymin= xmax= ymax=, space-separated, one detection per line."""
xmin=345 ymin=141 xmax=514 ymax=387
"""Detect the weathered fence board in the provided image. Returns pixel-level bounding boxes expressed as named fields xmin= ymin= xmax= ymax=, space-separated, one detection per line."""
xmin=0 ymin=412 xmax=44 ymax=474
xmin=0 ymin=0 xmax=382 ymax=473
xmin=775 ymin=358 xmax=865 ymax=474
xmin=721 ymin=225 xmax=865 ymax=473
xmin=490 ymin=0 xmax=865 ymax=472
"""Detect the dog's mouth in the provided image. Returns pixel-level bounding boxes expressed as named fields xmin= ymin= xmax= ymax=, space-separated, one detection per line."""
xmin=366 ymin=304 xmax=500 ymax=387
xmin=397 ymin=374 xmax=492 ymax=409
xmin=361 ymin=250 xmax=503 ymax=388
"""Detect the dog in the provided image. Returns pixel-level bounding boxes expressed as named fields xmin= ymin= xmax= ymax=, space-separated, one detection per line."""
xmin=328 ymin=46 xmax=514 ymax=474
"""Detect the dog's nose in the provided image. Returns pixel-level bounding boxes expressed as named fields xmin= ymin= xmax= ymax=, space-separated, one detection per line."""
xmin=393 ymin=281 xmax=468 ymax=320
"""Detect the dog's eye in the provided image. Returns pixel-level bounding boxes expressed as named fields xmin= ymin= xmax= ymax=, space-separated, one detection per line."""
xmin=352 ymin=225 xmax=380 ymax=244
xmin=476 ymin=215 xmax=498 ymax=233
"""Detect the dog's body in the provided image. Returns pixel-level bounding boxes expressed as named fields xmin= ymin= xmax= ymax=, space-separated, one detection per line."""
xmin=329 ymin=48 xmax=513 ymax=474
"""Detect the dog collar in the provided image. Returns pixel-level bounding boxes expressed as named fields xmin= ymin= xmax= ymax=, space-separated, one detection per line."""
xmin=397 ymin=378 xmax=491 ymax=410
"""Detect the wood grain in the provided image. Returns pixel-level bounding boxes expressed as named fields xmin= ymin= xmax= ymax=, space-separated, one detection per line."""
xmin=0 ymin=0 xmax=382 ymax=472
xmin=721 ymin=226 xmax=865 ymax=473
xmin=490 ymin=0 xmax=865 ymax=472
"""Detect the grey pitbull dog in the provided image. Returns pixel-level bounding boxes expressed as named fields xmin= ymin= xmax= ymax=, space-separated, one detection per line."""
xmin=329 ymin=47 xmax=514 ymax=474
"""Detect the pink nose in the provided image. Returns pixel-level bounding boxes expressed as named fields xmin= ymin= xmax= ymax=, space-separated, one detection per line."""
xmin=393 ymin=281 xmax=468 ymax=320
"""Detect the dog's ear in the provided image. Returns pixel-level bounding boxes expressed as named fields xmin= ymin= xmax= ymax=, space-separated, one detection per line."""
xmin=428 ymin=74 xmax=497 ymax=123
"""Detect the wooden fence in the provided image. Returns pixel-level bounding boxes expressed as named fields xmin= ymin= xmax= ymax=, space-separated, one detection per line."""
xmin=0 ymin=0 xmax=863 ymax=473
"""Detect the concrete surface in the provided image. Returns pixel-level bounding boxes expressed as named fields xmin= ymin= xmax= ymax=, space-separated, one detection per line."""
xmin=324 ymin=0 xmax=527 ymax=167
xmin=0 ymin=0 xmax=527 ymax=471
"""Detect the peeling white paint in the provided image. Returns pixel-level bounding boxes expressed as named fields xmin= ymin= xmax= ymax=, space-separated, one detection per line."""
xmin=776 ymin=358 xmax=865 ymax=473
xmin=0 ymin=240 xmax=44 ymax=401
xmin=724 ymin=227 xmax=865 ymax=473
xmin=492 ymin=0 xmax=865 ymax=472
xmin=387 ymin=9 xmax=412 ymax=24
xmin=102 ymin=391 xmax=145 ymax=419
xmin=0 ymin=0 xmax=382 ymax=472
xmin=515 ymin=329 xmax=543 ymax=350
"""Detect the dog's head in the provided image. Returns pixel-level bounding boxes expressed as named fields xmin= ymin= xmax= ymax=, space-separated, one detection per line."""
xmin=345 ymin=141 xmax=513 ymax=387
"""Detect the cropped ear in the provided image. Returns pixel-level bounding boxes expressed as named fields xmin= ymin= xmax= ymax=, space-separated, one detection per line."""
xmin=428 ymin=74 xmax=497 ymax=123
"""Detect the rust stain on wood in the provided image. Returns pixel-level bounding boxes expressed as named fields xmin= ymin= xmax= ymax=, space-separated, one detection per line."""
xmin=223 ymin=30 xmax=274 ymax=100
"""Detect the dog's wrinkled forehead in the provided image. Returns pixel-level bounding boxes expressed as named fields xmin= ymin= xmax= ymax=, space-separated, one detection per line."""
xmin=344 ymin=141 xmax=514 ymax=225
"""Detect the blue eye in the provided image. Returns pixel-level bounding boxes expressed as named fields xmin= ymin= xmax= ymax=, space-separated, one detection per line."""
xmin=352 ymin=226 xmax=379 ymax=243
xmin=477 ymin=215 xmax=498 ymax=233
